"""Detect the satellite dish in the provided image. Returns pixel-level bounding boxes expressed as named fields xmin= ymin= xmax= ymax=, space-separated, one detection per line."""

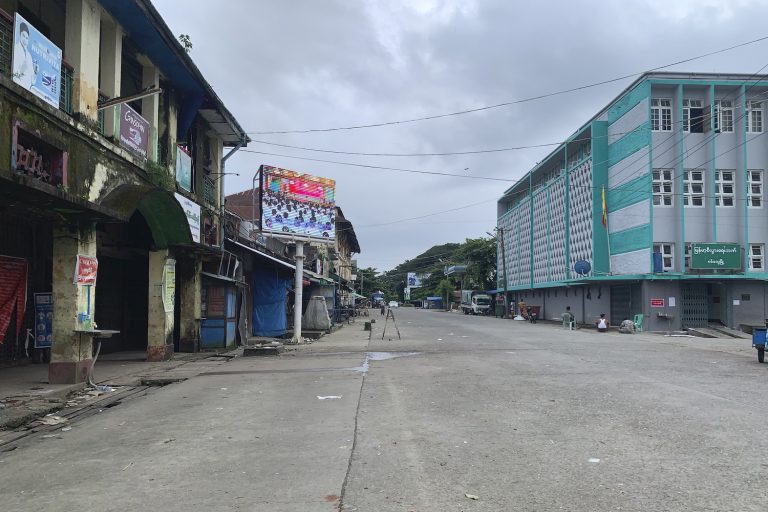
xmin=573 ymin=260 xmax=591 ymax=276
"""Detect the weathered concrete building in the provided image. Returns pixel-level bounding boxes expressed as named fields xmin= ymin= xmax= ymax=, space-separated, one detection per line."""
xmin=0 ymin=0 xmax=247 ymax=383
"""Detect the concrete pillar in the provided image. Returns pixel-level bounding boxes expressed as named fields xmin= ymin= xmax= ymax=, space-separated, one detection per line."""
xmin=147 ymin=250 xmax=174 ymax=361
xmin=49 ymin=224 xmax=97 ymax=384
xmin=142 ymin=65 xmax=160 ymax=162
xmin=98 ymin=18 xmax=122 ymax=137
xmin=178 ymin=256 xmax=202 ymax=352
xmin=65 ymin=0 xmax=101 ymax=121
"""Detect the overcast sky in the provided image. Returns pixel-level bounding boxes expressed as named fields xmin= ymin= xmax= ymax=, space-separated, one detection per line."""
xmin=153 ymin=0 xmax=768 ymax=271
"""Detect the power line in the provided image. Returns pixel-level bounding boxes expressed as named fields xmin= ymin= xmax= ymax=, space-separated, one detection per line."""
xmin=246 ymin=35 xmax=768 ymax=135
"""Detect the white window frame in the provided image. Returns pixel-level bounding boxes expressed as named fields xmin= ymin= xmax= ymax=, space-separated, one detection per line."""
xmin=651 ymin=98 xmax=672 ymax=132
xmin=749 ymin=244 xmax=764 ymax=271
xmin=683 ymin=99 xmax=703 ymax=133
xmin=652 ymin=168 xmax=674 ymax=207
xmin=684 ymin=243 xmax=691 ymax=271
xmin=714 ymin=99 xmax=734 ymax=133
xmin=747 ymin=100 xmax=763 ymax=133
xmin=683 ymin=169 xmax=705 ymax=207
xmin=714 ymin=170 xmax=735 ymax=207
xmin=748 ymin=169 xmax=763 ymax=208
xmin=653 ymin=243 xmax=674 ymax=271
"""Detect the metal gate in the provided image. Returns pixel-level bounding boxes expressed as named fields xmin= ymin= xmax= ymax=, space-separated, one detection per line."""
xmin=611 ymin=286 xmax=632 ymax=324
xmin=681 ymin=283 xmax=708 ymax=328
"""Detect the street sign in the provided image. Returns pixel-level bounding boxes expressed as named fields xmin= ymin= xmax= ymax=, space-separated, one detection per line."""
xmin=650 ymin=298 xmax=665 ymax=308
xmin=690 ymin=243 xmax=741 ymax=270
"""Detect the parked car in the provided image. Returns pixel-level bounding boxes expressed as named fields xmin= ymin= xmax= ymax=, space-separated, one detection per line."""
xmin=388 ymin=301 xmax=399 ymax=308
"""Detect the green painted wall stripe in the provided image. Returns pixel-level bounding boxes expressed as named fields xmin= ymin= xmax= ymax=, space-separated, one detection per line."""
xmin=649 ymin=79 xmax=768 ymax=87
xmin=607 ymin=173 xmax=650 ymax=212
xmin=591 ymin=121 xmax=609 ymax=275
xmin=743 ymin=85 xmax=749 ymax=270
xmin=607 ymin=124 xmax=650 ymax=167
xmin=610 ymin=224 xmax=651 ymax=255
xmin=678 ymin=84 xmax=685 ymax=274
xmin=607 ymin=81 xmax=650 ymax=124
xmin=710 ymin=84 xmax=717 ymax=241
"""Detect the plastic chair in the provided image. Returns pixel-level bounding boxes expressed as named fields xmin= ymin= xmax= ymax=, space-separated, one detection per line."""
xmin=562 ymin=315 xmax=575 ymax=330
xmin=633 ymin=314 xmax=644 ymax=332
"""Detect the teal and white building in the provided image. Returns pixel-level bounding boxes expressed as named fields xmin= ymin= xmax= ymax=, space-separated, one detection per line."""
xmin=497 ymin=72 xmax=768 ymax=332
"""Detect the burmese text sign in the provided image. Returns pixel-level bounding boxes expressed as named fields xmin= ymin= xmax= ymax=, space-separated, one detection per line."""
xmin=690 ymin=243 xmax=741 ymax=270
xmin=12 ymin=13 xmax=62 ymax=108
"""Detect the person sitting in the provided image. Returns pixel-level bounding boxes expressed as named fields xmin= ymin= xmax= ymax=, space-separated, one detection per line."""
xmin=618 ymin=318 xmax=636 ymax=334
xmin=562 ymin=306 xmax=575 ymax=329
xmin=595 ymin=313 xmax=609 ymax=332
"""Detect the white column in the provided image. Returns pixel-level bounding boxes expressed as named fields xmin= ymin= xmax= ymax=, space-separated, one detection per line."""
xmin=142 ymin=65 xmax=160 ymax=161
xmin=65 ymin=0 xmax=101 ymax=120
xmin=293 ymin=241 xmax=305 ymax=343
xmin=98 ymin=19 xmax=122 ymax=137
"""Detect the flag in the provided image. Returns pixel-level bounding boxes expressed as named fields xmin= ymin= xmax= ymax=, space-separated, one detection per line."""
xmin=601 ymin=185 xmax=608 ymax=228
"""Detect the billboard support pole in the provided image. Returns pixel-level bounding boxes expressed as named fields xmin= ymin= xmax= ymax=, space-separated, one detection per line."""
xmin=292 ymin=240 xmax=305 ymax=343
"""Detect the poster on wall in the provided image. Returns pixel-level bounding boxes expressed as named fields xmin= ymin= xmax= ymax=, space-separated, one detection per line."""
xmin=34 ymin=292 xmax=53 ymax=349
xmin=74 ymin=255 xmax=98 ymax=285
xmin=175 ymin=146 xmax=192 ymax=191
xmin=12 ymin=13 xmax=62 ymax=108
xmin=259 ymin=165 xmax=336 ymax=242
xmin=163 ymin=259 xmax=176 ymax=313
xmin=175 ymin=193 xmax=201 ymax=243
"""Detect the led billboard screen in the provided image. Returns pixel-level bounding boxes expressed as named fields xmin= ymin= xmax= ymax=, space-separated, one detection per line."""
xmin=260 ymin=165 xmax=336 ymax=242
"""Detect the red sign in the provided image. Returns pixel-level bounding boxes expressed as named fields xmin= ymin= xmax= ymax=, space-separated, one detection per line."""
xmin=650 ymin=298 xmax=665 ymax=308
xmin=74 ymin=255 xmax=98 ymax=285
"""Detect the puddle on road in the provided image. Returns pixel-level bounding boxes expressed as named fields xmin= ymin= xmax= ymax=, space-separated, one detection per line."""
xmin=352 ymin=351 xmax=423 ymax=374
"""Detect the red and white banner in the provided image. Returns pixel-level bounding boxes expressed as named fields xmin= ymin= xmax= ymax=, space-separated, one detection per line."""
xmin=0 ymin=256 xmax=28 ymax=343
xmin=74 ymin=255 xmax=98 ymax=285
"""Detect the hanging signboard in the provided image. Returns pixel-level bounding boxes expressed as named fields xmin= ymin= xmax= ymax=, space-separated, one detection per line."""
xmin=119 ymin=104 xmax=150 ymax=160
xmin=74 ymin=255 xmax=98 ymax=285
xmin=12 ymin=13 xmax=62 ymax=108
xmin=260 ymin=165 xmax=336 ymax=243
xmin=690 ymin=243 xmax=741 ymax=270
xmin=175 ymin=145 xmax=192 ymax=191
xmin=34 ymin=292 xmax=53 ymax=348
xmin=175 ymin=193 xmax=201 ymax=243
xmin=650 ymin=298 xmax=665 ymax=308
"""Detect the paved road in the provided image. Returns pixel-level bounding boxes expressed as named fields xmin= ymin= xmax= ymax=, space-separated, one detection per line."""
xmin=2 ymin=309 xmax=767 ymax=511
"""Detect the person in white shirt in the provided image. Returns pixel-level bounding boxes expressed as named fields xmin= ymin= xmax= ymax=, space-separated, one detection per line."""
xmin=13 ymin=23 xmax=37 ymax=90
xmin=595 ymin=313 xmax=609 ymax=333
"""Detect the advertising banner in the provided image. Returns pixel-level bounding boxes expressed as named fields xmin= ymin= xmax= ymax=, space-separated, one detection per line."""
xmin=12 ymin=13 xmax=62 ymax=108
xmin=34 ymin=292 xmax=53 ymax=348
xmin=690 ymin=243 xmax=741 ymax=270
xmin=407 ymin=272 xmax=429 ymax=288
xmin=119 ymin=104 xmax=150 ymax=160
xmin=260 ymin=165 xmax=336 ymax=242
xmin=74 ymin=255 xmax=98 ymax=285
xmin=175 ymin=193 xmax=201 ymax=243
xmin=175 ymin=146 xmax=192 ymax=191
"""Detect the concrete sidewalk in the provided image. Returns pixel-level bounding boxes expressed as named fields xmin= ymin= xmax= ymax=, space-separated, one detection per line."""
xmin=0 ymin=319 xmax=373 ymax=431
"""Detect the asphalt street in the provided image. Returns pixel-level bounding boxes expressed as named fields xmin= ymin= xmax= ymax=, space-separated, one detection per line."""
xmin=2 ymin=309 xmax=767 ymax=511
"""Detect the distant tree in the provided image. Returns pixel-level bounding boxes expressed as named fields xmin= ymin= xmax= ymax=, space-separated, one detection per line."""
xmin=435 ymin=279 xmax=454 ymax=311
xmin=178 ymin=34 xmax=193 ymax=53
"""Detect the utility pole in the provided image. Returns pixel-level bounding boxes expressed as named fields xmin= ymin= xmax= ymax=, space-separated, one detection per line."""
xmin=498 ymin=228 xmax=509 ymax=318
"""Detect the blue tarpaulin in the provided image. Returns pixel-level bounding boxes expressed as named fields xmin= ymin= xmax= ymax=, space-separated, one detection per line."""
xmin=252 ymin=266 xmax=290 ymax=337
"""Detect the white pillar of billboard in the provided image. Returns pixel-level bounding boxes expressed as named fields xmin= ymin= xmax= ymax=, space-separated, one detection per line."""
xmin=292 ymin=240 xmax=305 ymax=343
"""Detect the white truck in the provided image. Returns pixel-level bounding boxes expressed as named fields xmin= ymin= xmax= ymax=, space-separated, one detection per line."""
xmin=460 ymin=290 xmax=491 ymax=315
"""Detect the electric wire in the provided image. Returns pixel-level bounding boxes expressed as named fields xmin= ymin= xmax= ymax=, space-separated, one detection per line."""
xmin=246 ymin=35 xmax=768 ymax=135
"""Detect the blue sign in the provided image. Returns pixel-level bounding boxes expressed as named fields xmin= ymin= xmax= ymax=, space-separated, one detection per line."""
xmin=34 ymin=292 xmax=53 ymax=349
xmin=12 ymin=13 xmax=62 ymax=109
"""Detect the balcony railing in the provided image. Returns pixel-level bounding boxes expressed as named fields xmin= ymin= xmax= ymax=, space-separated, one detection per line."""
xmin=0 ymin=8 xmax=73 ymax=115
xmin=203 ymin=174 xmax=216 ymax=206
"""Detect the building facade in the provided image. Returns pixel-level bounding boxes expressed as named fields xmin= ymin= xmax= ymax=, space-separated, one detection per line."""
xmin=497 ymin=72 xmax=768 ymax=332
xmin=0 ymin=0 xmax=247 ymax=383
